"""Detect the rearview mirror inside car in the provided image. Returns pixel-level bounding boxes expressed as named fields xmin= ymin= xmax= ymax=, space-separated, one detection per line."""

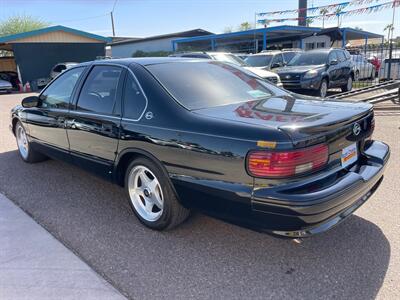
xmin=21 ymin=96 xmax=40 ymax=108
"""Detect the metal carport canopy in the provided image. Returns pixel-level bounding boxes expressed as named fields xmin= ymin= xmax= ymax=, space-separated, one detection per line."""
xmin=172 ymin=26 xmax=322 ymax=51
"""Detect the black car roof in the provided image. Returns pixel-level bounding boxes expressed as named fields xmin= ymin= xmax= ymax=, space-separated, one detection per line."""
xmin=86 ymin=57 xmax=206 ymax=67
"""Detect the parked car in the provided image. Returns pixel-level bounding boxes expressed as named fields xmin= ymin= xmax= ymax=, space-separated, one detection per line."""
xmin=0 ymin=78 xmax=13 ymax=93
xmin=170 ymin=52 xmax=282 ymax=86
xmin=244 ymin=50 xmax=286 ymax=70
xmin=276 ymin=48 xmax=354 ymax=98
xmin=10 ymin=58 xmax=389 ymax=238
xmin=50 ymin=62 xmax=78 ymax=79
xmin=0 ymin=71 xmax=20 ymax=90
xmin=351 ymin=54 xmax=375 ymax=80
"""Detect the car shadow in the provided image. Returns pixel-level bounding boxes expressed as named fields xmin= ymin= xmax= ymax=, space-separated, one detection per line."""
xmin=0 ymin=149 xmax=390 ymax=300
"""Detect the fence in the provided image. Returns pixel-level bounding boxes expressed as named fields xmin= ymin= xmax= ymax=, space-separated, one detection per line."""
xmin=347 ymin=44 xmax=400 ymax=88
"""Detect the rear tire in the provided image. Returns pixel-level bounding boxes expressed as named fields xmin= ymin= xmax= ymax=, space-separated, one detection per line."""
xmin=15 ymin=121 xmax=47 ymax=163
xmin=341 ymin=76 xmax=353 ymax=92
xmin=124 ymin=157 xmax=190 ymax=230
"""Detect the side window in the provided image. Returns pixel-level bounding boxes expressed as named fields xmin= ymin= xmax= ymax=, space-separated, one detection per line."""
xmin=76 ymin=65 xmax=122 ymax=115
xmin=123 ymin=73 xmax=147 ymax=120
xmin=328 ymin=51 xmax=338 ymax=63
xmin=40 ymin=67 xmax=85 ymax=109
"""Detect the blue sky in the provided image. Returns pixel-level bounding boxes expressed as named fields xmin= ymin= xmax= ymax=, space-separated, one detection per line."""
xmin=0 ymin=0 xmax=399 ymax=38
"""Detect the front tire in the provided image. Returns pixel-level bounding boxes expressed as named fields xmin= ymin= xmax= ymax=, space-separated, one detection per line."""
xmin=15 ymin=121 xmax=47 ymax=163
xmin=318 ymin=79 xmax=328 ymax=98
xmin=124 ymin=157 xmax=190 ymax=230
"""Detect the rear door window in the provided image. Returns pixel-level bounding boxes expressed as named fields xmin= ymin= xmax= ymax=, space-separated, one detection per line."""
xmin=123 ymin=73 xmax=147 ymax=120
xmin=76 ymin=65 xmax=123 ymax=115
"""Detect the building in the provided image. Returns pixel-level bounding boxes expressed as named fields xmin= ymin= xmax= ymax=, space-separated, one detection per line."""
xmin=0 ymin=25 xmax=110 ymax=89
xmin=110 ymin=29 xmax=213 ymax=57
xmin=172 ymin=26 xmax=384 ymax=53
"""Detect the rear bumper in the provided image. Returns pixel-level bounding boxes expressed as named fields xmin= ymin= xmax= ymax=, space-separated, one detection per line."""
xmin=251 ymin=140 xmax=390 ymax=237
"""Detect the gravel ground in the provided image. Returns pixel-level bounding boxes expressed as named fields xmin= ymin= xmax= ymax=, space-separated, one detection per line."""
xmin=1 ymin=93 xmax=399 ymax=300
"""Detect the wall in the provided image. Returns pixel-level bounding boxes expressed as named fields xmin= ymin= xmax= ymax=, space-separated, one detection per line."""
xmin=12 ymin=42 xmax=105 ymax=84
xmin=111 ymin=37 xmax=176 ymax=57
xmin=301 ymin=35 xmax=331 ymax=50
xmin=0 ymin=57 xmax=16 ymax=72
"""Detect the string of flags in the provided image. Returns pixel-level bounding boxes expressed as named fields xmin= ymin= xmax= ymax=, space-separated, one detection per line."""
xmin=257 ymin=0 xmax=400 ymax=25
xmin=257 ymin=0 xmax=379 ymax=16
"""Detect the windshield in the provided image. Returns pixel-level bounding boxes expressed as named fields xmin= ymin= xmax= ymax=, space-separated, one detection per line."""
xmin=288 ymin=52 xmax=328 ymax=66
xmin=147 ymin=61 xmax=274 ymax=110
xmin=210 ymin=53 xmax=248 ymax=67
xmin=282 ymin=52 xmax=298 ymax=64
xmin=245 ymin=55 xmax=273 ymax=67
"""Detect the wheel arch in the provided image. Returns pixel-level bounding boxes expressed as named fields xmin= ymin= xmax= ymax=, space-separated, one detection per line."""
xmin=114 ymin=148 xmax=170 ymax=188
xmin=11 ymin=117 xmax=20 ymax=136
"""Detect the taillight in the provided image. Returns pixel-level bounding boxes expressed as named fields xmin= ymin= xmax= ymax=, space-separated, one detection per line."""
xmin=247 ymin=144 xmax=328 ymax=178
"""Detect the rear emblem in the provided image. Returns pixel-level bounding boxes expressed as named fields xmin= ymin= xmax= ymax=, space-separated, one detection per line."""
xmin=145 ymin=111 xmax=153 ymax=120
xmin=353 ymin=123 xmax=361 ymax=136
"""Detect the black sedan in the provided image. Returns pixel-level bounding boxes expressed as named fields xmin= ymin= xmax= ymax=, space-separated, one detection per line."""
xmin=10 ymin=58 xmax=389 ymax=238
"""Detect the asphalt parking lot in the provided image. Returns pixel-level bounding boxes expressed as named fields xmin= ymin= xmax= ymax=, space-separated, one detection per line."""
xmin=1 ymin=93 xmax=399 ymax=300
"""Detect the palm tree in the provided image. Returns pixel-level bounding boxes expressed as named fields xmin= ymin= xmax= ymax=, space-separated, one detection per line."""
xmin=384 ymin=24 xmax=394 ymax=43
xmin=335 ymin=7 xmax=344 ymax=27
xmin=320 ymin=8 xmax=328 ymax=28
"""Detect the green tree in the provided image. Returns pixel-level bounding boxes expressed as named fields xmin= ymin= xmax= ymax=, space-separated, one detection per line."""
xmin=384 ymin=24 xmax=394 ymax=43
xmin=320 ymin=8 xmax=328 ymax=28
xmin=237 ymin=22 xmax=253 ymax=31
xmin=0 ymin=15 xmax=49 ymax=37
xmin=335 ymin=7 xmax=343 ymax=27
xmin=223 ymin=26 xmax=233 ymax=33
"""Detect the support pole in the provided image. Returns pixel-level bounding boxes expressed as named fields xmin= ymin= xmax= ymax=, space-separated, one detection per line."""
xmin=342 ymin=29 xmax=346 ymax=48
xmin=110 ymin=12 xmax=115 ymax=37
xmin=263 ymin=31 xmax=267 ymax=50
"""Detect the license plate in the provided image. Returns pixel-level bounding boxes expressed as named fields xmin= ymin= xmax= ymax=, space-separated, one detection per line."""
xmin=341 ymin=143 xmax=358 ymax=168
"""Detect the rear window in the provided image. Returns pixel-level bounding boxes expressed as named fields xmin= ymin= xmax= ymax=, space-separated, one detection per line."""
xmin=245 ymin=55 xmax=273 ymax=67
xmin=147 ymin=61 xmax=273 ymax=110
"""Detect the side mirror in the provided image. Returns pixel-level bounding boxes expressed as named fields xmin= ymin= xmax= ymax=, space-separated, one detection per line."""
xmin=271 ymin=63 xmax=281 ymax=68
xmin=22 ymin=96 xmax=40 ymax=108
xmin=329 ymin=59 xmax=338 ymax=66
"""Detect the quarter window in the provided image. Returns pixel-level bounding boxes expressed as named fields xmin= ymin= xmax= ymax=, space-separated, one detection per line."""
xmin=77 ymin=66 xmax=122 ymax=115
xmin=123 ymin=73 xmax=147 ymax=120
xmin=39 ymin=67 xmax=85 ymax=109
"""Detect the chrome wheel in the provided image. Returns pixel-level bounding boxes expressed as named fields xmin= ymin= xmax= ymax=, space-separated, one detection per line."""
xmin=320 ymin=80 xmax=327 ymax=98
xmin=128 ymin=165 xmax=164 ymax=222
xmin=16 ymin=124 xmax=29 ymax=159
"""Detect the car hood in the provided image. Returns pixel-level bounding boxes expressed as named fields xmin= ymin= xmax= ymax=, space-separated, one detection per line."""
xmin=276 ymin=65 xmax=324 ymax=74
xmin=244 ymin=67 xmax=278 ymax=78
xmin=193 ymin=95 xmax=372 ymax=141
xmin=0 ymin=79 xmax=12 ymax=88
